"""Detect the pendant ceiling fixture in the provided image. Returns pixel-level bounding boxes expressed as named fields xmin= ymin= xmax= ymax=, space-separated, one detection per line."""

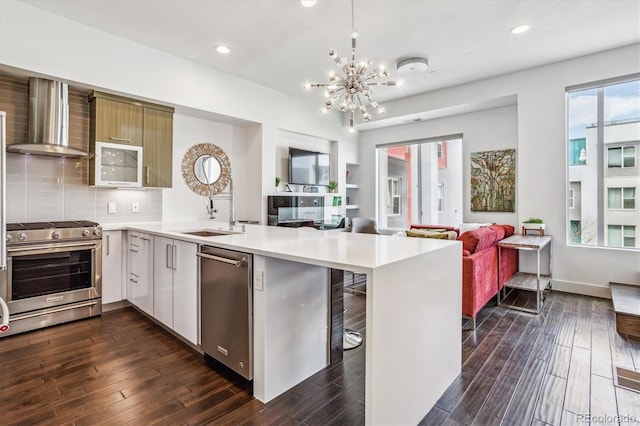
xmin=305 ymin=0 xmax=397 ymax=133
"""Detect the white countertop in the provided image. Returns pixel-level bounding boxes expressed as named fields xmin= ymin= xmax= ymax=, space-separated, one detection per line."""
xmin=103 ymin=221 xmax=460 ymax=273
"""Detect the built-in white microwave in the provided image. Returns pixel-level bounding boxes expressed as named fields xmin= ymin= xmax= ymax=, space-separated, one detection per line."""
xmin=94 ymin=141 xmax=143 ymax=187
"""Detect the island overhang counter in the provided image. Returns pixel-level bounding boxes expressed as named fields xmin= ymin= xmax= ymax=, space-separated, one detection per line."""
xmin=105 ymin=221 xmax=462 ymax=425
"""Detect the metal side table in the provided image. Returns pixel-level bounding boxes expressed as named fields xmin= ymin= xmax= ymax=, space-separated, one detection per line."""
xmin=497 ymin=234 xmax=552 ymax=314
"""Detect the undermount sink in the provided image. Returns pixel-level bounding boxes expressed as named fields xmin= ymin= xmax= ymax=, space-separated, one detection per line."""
xmin=178 ymin=230 xmax=234 ymax=237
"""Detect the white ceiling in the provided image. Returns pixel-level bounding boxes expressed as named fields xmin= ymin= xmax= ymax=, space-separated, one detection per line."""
xmin=20 ymin=0 xmax=640 ymax=106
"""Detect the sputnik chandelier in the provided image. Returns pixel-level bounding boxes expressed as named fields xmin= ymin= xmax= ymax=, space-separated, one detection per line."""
xmin=306 ymin=0 xmax=396 ymax=133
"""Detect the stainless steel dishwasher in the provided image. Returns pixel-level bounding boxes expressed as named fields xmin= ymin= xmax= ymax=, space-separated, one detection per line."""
xmin=197 ymin=246 xmax=253 ymax=380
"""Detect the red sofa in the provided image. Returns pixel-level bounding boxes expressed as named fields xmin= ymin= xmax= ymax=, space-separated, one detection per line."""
xmin=409 ymin=224 xmax=518 ymax=328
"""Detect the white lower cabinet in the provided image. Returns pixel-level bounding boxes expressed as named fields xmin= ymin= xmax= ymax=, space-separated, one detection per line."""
xmin=102 ymin=230 xmax=123 ymax=304
xmin=128 ymin=231 xmax=154 ymax=316
xmin=153 ymin=236 xmax=198 ymax=345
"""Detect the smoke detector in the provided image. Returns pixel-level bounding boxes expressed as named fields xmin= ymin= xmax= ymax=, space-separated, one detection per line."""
xmin=397 ymin=57 xmax=429 ymax=74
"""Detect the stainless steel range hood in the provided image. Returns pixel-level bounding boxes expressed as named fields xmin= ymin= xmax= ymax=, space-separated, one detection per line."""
xmin=6 ymin=78 xmax=87 ymax=158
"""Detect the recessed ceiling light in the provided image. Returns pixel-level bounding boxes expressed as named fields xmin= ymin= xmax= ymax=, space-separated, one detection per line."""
xmin=216 ymin=45 xmax=231 ymax=54
xmin=300 ymin=0 xmax=317 ymax=7
xmin=510 ymin=24 xmax=530 ymax=35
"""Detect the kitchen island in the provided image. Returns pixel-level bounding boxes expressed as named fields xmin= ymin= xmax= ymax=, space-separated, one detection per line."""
xmin=105 ymin=221 xmax=462 ymax=426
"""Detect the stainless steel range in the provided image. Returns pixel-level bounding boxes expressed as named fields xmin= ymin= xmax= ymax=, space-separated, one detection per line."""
xmin=0 ymin=220 xmax=102 ymax=337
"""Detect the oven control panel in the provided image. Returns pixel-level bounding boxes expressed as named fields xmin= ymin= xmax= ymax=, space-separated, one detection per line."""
xmin=6 ymin=223 xmax=103 ymax=245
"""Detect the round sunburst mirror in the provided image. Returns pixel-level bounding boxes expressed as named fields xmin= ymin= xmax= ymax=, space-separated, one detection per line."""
xmin=182 ymin=143 xmax=231 ymax=196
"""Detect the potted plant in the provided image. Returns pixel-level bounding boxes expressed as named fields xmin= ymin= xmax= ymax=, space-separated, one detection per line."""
xmin=522 ymin=217 xmax=545 ymax=234
xmin=275 ymin=176 xmax=281 ymax=192
xmin=328 ymin=181 xmax=338 ymax=193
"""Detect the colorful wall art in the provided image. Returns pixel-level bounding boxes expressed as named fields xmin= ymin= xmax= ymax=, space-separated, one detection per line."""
xmin=470 ymin=149 xmax=515 ymax=212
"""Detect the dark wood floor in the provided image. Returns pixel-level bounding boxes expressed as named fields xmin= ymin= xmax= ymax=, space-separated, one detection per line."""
xmin=1 ymin=280 xmax=639 ymax=425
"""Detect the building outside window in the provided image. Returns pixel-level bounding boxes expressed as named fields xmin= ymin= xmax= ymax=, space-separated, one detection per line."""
xmin=608 ymin=225 xmax=636 ymax=247
xmin=607 ymin=187 xmax=636 ymax=209
xmin=608 ymin=146 xmax=636 ymax=168
xmin=569 ymin=188 xmax=575 ymax=209
xmin=566 ymin=76 xmax=640 ymax=248
xmin=437 ymin=183 xmax=444 ymax=212
xmin=569 ymin=138 xmax=587 ymax=165
xmin=388 ymin=177 xmax=402 ymax=216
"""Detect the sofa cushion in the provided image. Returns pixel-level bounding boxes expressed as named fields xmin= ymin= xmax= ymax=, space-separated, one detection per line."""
xmin=459 ymin=222 xmax=493 ymax=235
xmin=495 ymin=224 xmax=515 ymax=237
xmin=410 ymin=224 xmax=460 ymax=237
xmin=458 ymin=226 xmax=500 ymax=254
xmin=406 ymin=229 xmax=457 ymax=240
xmin=488 ymin=224 xmax=506 ymax=241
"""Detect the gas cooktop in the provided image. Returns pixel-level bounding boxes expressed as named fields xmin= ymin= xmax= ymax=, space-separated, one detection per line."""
xmin=6 ymin=220 xmax=99 ymax=231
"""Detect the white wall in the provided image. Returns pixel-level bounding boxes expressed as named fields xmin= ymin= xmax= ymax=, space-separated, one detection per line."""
xmin=360 ymin=105 xmax=519 ymax=226
xmin=165 ymin=113 xmax=253 ymax=222
xmin=0 ymin=0 xmax=351 ymax=225
xmin=359 ymin=44 xmax=640 ymax=295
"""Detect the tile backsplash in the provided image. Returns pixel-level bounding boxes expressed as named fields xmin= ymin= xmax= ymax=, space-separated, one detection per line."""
xmin=6 ymin=153 xmax=162 ymax=224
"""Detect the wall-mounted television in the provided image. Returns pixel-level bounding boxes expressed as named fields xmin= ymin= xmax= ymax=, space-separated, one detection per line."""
xmin=289 ymin=148 xmax=330 ymax=186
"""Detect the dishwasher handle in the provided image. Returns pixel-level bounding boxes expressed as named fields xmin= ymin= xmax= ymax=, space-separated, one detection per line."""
xmin=196 ymin=251 xmax=242 ymax=267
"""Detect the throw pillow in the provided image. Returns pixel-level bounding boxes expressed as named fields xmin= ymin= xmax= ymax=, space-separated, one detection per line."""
xmin=406 ymin=229 xmax=449 ymax=239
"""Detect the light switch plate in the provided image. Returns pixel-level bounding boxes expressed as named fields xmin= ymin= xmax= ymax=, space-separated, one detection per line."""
xmin=132 ymin=202 xmax=139 ymax=213
xmin=108 ymin=202 xmax=116 ymax=214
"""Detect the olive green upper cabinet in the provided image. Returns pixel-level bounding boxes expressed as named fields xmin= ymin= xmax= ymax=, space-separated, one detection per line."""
xmin=143 ymin=107 xmax=174 ymax=188
xmin=89 ymin=91 xmax=143 ymax=147
xmin=88 ymin=91 xmax=174 ymax=188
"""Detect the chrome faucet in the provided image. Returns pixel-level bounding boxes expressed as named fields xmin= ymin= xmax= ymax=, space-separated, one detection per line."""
xmin=228 ymin=176 xmax=236 ymax=231
xmin=206 ymin=197 xmax=218 ymax=219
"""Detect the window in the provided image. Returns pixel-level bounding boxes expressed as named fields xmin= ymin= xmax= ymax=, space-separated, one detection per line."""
xmin=566 ymin=75 xmax=640 ymax=248
xmin=608 ymin=146 xmax=636 ymax=168
xmin=569 ymin=138 xmax=587 ymax=165
xmin=607 ymin=187 xmax=636 ymax=209
xmin=570 ymin=220 xmax=582 ymax=243
xmin=569 ymin=188 xmax=575 ymax=209
xmin=376 ymin=136 xmax=462 ymax=229
xmin=608 ymin=225 xmax=636 ymax=247
xmin=388 ymin=177 xmax=402 ymax=216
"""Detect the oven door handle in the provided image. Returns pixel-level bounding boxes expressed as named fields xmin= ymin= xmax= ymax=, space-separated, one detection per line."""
xmin=9 ymin=300 xmax=98 ymax=322
xmin=8 ymin=241 xmax=100 ymax=257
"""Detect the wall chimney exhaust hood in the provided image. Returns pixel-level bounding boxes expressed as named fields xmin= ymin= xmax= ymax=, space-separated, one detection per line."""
xmin=6 ymin=78 xmax=87 ymax=158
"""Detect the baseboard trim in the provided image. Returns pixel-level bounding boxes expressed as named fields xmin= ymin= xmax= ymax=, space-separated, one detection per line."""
xmin=552 ymin=279 xmax=612 ymax=299
xmin=102 ymin=300 xmax=130 ymax=312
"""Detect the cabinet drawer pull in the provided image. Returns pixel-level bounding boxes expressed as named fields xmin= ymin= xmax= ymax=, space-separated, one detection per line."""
xmin=109 ymin=137 xmax=132 ymax=142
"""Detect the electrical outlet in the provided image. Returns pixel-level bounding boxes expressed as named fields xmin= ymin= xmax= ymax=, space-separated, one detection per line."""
xmin=108 ymin=202 xmax=116 ymax=214
xmin=132 ymin=202 xmax=139 ymax=213
xmin=255 ymin=271 xmax=264 ymax=291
